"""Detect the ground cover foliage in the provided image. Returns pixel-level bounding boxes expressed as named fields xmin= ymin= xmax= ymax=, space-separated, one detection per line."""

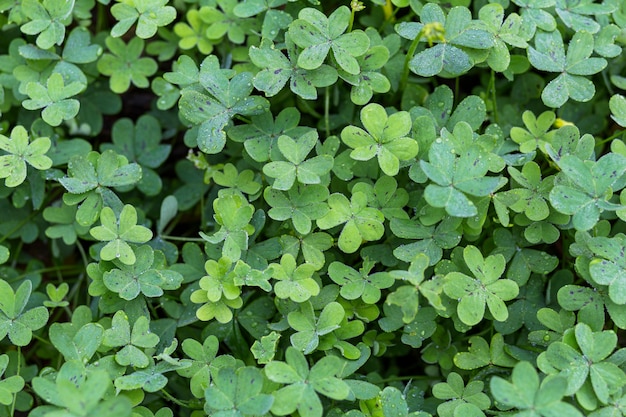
xmin=1 ymin=0 xmax=626 ymax=415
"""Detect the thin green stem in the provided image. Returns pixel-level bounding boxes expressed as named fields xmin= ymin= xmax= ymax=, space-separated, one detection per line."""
xmin=596 ymin=128 xmax=625 ymax=146
xmin=490 ymin=70 xmax=499 ymax=124
xmin=10 ymin=347 xmax=20 ymax=417
xmin=0 ymin=211 xmax=39 ymax=245
xmin=161 ymin=235 xmax=205 ymax=242
xmin=324 ymin=86 xmax=331 ymax=138
xmin=400 ymin=33 xmax=424 ymax=93
xmin=160 ymin=389 xmax=195 ymax=409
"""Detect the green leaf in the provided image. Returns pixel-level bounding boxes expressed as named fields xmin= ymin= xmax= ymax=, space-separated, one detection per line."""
xmin=97 ymin=36 xmax=158 ymax=93
xmin=111 ymin=0 xmax=176 ymax=39
xmin=179 ymin=55 xmax=269 ymax=154
xmin=341 ymin=103 xmax=417 ymax=176
xmin=0 ymin=279 xmax=49 ymax=346
xmin=0 ymin=125 xmax=52 ymax=187
xmin=288 ymin=7 xmax=369 ymax=75
xmin=23 ymin=72 xmax=84 ymax=126
xmin=610 ymin=94 xmax=626 ymax=127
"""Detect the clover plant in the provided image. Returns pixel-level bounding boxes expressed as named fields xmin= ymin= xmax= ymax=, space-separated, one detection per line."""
xmin=1 ymin=0 xmax=626 ymax=416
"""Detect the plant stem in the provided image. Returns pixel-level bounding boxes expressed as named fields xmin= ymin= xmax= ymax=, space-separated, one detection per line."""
xmin=161 ymin=235 xmax=206 ymax=242
xmin=324 ymin=86 xmax=331 ymax=138
xmin=400 ymin=32 xmax=424 ymax=93
xmin=10 ymin=347 xmax=20 ymax=417
xmin=490 ymin=70 xmax=499 ymax=124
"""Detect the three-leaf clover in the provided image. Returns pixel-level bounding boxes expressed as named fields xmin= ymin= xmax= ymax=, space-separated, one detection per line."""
xmin=20 ymin=0 xmax=73 ymax=49
xmin=190 ymin=257 xmax=243 ymax=323
xmin=264 ymin=184 xmax=329 ymax=235
xmin=491 ymin=361 xmax=583 ymax=417
xmin=587 ymin=235 xmax=626 ymax=305
xmin=23 ymin=72 xmax=85 ymax=126
xmin=0 ymin=125 xmax=52 ymax=187
xmin=420 ymin=124 xmax=506 ymax=218
xmin=433 ymin=372 xmax=490 ymax=417
xmin=97 ymin=37 xmax=158 ymax=94
xmin=0 ymin=279 xmax=49 ymax=346
xmin=265 ymin=347 xmax=350 ymax=417
xmin=59 ymin=150 xmax=143 ymax=226
xmin=538 ymin=323 xmax=626 ymax=406
xmin=288 ymin=301 xmax=345 ymax=354
xmin=90 ymin=205 xmax=153 ymax=265
xmin=204 ymin=366 xmax=274 ymax=417
xmin=250 ymin=37 xmax=338 ymax=100
xmin=443 ymin=245 xmax=519 ymax=326
xmin=478 ymin=4 xmax=528 ymax=72
xmin=548 ymin=152 xmax=626 ymax=231
xmin=328 ymin=259 xmax=394 ymax=304
xmin=262 ymin=131 xmax=333 ymax=191
xmin=405 ymin=3 xmax=494 ymax=77
xmin=111 ymin=0 xmax=176 ymax=39
xmin=178 ymin=55 xmax=269 ymax=154
xmin=288 ymin=6 xmax=370 ymax=75
xmin=528 ymin=30 xmax=607 ymax=108
xmin=341 ymin=103 xmax=417 ymax=176
xmin=509 ymin=110 xmax=556 ymax=153
xmin=270 ymin=254 xmax=319 ymax=302
xmin=103 ymin=245 xmax=183 ymax=300
xmin=317 ymin=191 xmax=385 ymax=254
xmin=103 ymin=311 xmax=160 ymax=368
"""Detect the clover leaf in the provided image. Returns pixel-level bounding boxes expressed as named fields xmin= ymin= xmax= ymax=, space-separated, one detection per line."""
xmin=0 ymin=125 xmax=51 ymax=187
xmin=538 ymin=323 xmax=626 ymax=406
xmin=103 ymin=245 xmax=182 ymax=300
xmin=250 ymin=37 xmax=338 ymax=100
xmin=528 ymin=30 xmax=607 ymax=108
xmin=587 ymin=235 xmax=626 ymax=305
xmin=499 ymin=161 xmax=554 ymax=221
xmin=443 ymin=245 xmax=519 ymax=326
xmin=204 ymin=366 xmax=273 ymax=417
xmin=20 ymin=0 xmax=73 ymax=49
xmin=228 ymin=108 xmax=313 ymax=163
xmin=0 ymin=279 xmax=49 ymax=346
xmin=288 ymin=6 xmax=370 ymax=75
xmin=101 ymin=115 xmax=171 ymax=196
xmin=509 ymin=110 xmax=557 ymax=154
xmin=59 ymin=150 xmax=142 ymax=226
xmin=264 ymin=184 xmax=329 ymax=235
xmin=555 ymin=0 xmax=617 ymax=34
xmin=270 ymin=253 xmax=319 ymax=302
xmin=280 ymin=232 xmax=333 ymax=270
xmin=200 ymin=192 xmax=255 ymax=262
xmin=491 ymin=361 xmax=583 ymax=417
xmin=263 ymin=131 xmax=333 ymax=191
xmin=329 ymin=259 xmax=394 ymax=304
xmin=433 ymin=372 xmax=490 ymax=417
xmin=288 ymin=301 xmax=345 ymax=354
xmin=341 ymin=103 xmax=417 ymax=176
xmin=478 ymin=4 xmax=528 ymax=72
xmin=339 ymin=44 xmax=391 ymax=105
xmin=213 ymin=164 xmax=262 ymax=197
xmin=32 ymin=363 xmax=133 ymax=417
xmin=177 ymin=335 xmax=238 ymax=398
xmin=97 ymin=37 xmax=158 ymax=94
xmin=114 ymin=357 xmax=190 ymax=393
xmin=90 ymin=205 xmax=153 ymax=265
xmin=251 ymin=331 xmax=280 ymax=365
xmin=548 ymin=152 xmax=626 ymax=231
xmin=0 ymin=354 xmax=24 ymax=406
xmin=48 ymin=309 xmax=103 ymax=363
xmin=387 ymin=254 xmax=443 ymax=323
xmin=174 ymin=9 xmax=215 ymax=54
xmin=453 ymin=334 xmax=516 ymax=370
xmin=178 ymin=55 xmax=269 ymax=154
xmin=23 ymin=72 xmax=84 ymax=126
xmin=200 ymin=0 xmax=258 ymax=44
xmin=111 ymin=0 xmax=176 ymax=39
xmin=265 ymin=347 xmax=350 ymax=417
xmin=420 ymin=124 xmax=506 ymax=218
xmin=406 ymin=4 xmax=494 ymax=77
xmin=190 ymin=257 xmax=243 ymax=323
xmin=103 ymin=311 xmax=159 ymax=368
xmin=317 ymin=191 xmax=385 ymax=254
xmin=352 ymin=175 xmax=410 ymax=221
xmin=391 ymin=217 xmax=462 ymax=265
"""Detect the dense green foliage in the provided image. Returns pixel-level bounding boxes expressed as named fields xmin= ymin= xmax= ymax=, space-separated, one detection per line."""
xmin=1 ymin=0 xmax=626 ymax=416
